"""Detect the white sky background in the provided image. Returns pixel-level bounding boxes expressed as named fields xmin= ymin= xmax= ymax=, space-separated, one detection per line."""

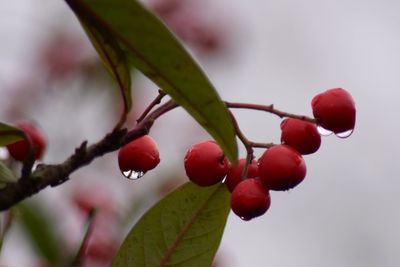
xmin=0 ymin=0 xmax=399 ymax=267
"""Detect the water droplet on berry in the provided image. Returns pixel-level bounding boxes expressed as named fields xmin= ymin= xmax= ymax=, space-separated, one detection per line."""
xmin=317 ymin=125 xmax=333 ymax=136
xmin=335 ymin=129 xmax=354 ymax=138
xmin=122 ymin=170 xmax=145 ymax=180
xmin=0 ymin=148 xmax=9 ymax=160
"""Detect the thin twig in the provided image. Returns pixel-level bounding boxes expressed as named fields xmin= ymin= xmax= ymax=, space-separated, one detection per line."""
xmin=228 ymin=111 xmax=275 ymax=179
xmin=225 ymin=101 xmax=317 ymax=123
xmin=228 ymin=111 xmax=253 ymax=179
xmin=136 ymin=90 xmax=167 ymax=123
xmin=250 ymin=142 xmax=276 ymax=149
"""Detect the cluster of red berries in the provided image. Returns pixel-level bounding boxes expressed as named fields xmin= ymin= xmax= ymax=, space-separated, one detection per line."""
xmin=184 ymin=88 xmax=356 ymax=220
xmin=117 ymin=88 xmax=355 ymax=220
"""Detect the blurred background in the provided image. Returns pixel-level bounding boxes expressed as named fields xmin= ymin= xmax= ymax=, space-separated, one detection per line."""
xmin=0 ymin=0 xmax=399 ymax=266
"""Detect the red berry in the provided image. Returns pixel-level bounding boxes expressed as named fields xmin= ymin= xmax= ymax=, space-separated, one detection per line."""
xmin=184 ymin=140 xmax=229 ymax=187
xmin=258 ymin=145 xmax=306 ymax=191
xmin=6 ymin=122 xmax=47 ymax=161
xmin=118 ymin=135 xmax=160 ymax=173
xmin=280 ymin=118 xmax=321 ymax=155
xmin=311 ymin=88 xmax=356 ymax=134
xmin=230 ymin=178 xmax=271 ymax=221
xmin=225 ymin=158 xmax=258 ymax=192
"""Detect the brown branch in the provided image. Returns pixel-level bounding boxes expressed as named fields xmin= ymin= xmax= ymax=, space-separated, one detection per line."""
xmin=0 ymin=100 xmax=178 ymax=211
xmin=0 ymin=98 xmax=315 ymax=210
xmin=225 ymin=101 xmax=317 ymax=123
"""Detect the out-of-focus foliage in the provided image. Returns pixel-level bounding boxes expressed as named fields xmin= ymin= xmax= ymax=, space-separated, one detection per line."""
xmin=17 ymin=202 xmax=63 ymax=265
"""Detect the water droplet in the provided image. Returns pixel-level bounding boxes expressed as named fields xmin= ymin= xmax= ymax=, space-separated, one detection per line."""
xmin=32 ymin=161 xmax=40 ymax=171
xmin=335 ymin=129 xmax=354 ymax=139
xmin=0 ymin=148 xmax=9 ymax=160
xmin=122 ymin=170 xmax=145 ymax=180
xmin=317 ymin=125 xmax=333 ymax=136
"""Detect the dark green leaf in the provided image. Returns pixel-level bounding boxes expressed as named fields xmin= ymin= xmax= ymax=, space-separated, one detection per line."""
xmin=0 ymin=122 xmax=24 ymax=147
xmin=65 ymin=0 xmax=237 ymax=161
xmin=0 ymin=161 xmax=17 ymax=184
xmin=17 ymin=202 xmax=62 ymax=265
xmin=112 ymin=182 xmax=230 ymax=267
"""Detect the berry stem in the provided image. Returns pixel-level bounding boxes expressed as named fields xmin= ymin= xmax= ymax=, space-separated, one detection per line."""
xmin=225 ymin=101 xmax=317 ymax=123
xmin=229 ymin=109 xmax=277 ymax=180
xmin=136 ymin=89 xmax=167 ymax=123
xmin=228 ymin=111 xmax=253 ymax=179
xmin=250 ymin=142 xmax=275 ymax=149
xmin=229 ymin=110 xmax=275 ymax=150
xmin=125 ymin=99 xmax=178 ymax=143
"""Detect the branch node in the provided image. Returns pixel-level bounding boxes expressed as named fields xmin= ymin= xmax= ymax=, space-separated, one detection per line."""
xmin=76 ymin=141 xmax=88 ymax=154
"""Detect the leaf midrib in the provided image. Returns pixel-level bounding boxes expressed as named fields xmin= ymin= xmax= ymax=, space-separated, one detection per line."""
xmin=157 ymin=186 xmax=222 ymax=267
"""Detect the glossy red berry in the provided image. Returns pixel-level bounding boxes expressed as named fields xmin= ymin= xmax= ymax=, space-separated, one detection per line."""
xmin=225 ymin=158 xmax=259 ymax=192
xmin=230 ymin=178 xmax=271 ymax=221
xmin=118 ymin=135 xmax=160 ymax=173
xmin=259 ymin=145 xmax=306 ymax=191
xmin=6 ymin=122 xmax=47 ymax=161
xmin=280 ymin=118 xmax=321 ymax=155
xmin=311 ymin=88 xmax=356 ymax=134
xmin=184 ymin=140 xmax=229 ymax=187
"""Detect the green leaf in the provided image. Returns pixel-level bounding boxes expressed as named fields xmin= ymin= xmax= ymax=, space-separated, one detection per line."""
xmin=0 ymin=161 xmax=17 ymax=184
xmin=0 ymin=122 xmax=24 ymax=147
xmin=112 ymin=182 xmax=230 ymax=267
xmin=17 ymin=202 xmax=62 ymax=265
xmin=65 ymin=0 xmax=237 ymax=161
